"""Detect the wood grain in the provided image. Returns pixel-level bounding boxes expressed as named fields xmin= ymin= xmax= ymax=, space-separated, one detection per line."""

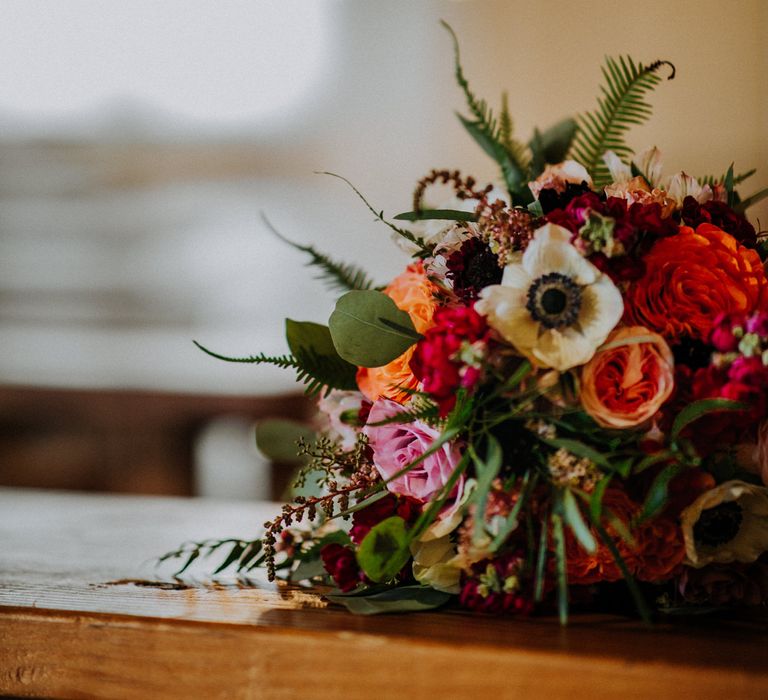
xmin=1 ymin=488 xmax=767 ymax=699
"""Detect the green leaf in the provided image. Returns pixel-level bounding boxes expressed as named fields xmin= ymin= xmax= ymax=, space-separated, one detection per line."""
xmin=562 ymin=488 xmax=597 ymax=553
xmin=356 ymin=516 xmax=411 ymax=583
xmin=441 ymin=20 xmax=529 ymax=198
xmin=570 ymin=56 xmax=675 ymax=186
xmin=724 ymin=163 xmax=735 ymax=207
xmin=490 ymin=470 xmax=536 ymax=552
xmin=326 ymin=585 xmax=450 ymax=615
xmin=329 ymin=290 xmax=419 ymax=367
xmin=255 ymin=419 xmax=316 ymax=464
xmin=670 ymin=398 xmax=747 ymax=441
xmin=527 ymin=199 xmax=544 ymax=217
xmin=591 ymin=519 xmax=651 ymax=625
xmin=393 ymin=209 xmax=478 ymax=222
xmin=471 ymin=436 xmax=504 ymax=543
xmin=212 ymin=542 xmax=246 ymax=575
xmin=589 ymin=475 xmax=612 ymax=522
xmin=291 ymin=558 xmax=326 ymax=582
xmin=528 ymin=118 xmax=577 ymax=177
xmin=238 ymin=541 xmax=263 ymax=571
xmin=533 ymin=509 xmax=549 ymax=602
xmin=637 ymin=463 xmax=683 ymax=523
xmin=550 ymin=508 xmax=569 ymax=626
xmin=735 ymin=186 xmax=768 ymax=214
xmin=459 ymin=114 xmax=525 ymax=194
xmin=286 ymin=319 xmax=359 ymax=395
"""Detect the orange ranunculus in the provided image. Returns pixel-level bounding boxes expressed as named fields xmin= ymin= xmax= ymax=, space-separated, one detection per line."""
xmin=565 ymin=487 xmax=685 ymax=585
xmin=625 ymin=223 xmax=768 ymax=342
xmin=356 ymin=262 xmax=437 ymax=403
xmin=580 ymin=326 xmax=674 ymax=429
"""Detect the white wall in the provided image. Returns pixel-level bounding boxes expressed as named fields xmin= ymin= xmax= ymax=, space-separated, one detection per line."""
xmin=1 ymin=0 xmax=766 ymax=396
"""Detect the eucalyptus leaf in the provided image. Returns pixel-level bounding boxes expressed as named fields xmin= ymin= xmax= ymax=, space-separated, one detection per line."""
xmin=326 ymin=585 xmax=450 ymax=615
xmin=255 ymin=419 xmax=315 ymax=464
xmin=356 ymin=516 xmax=411 ymax=583
xmin=291 ymin=558 xmax=326 ymax=582
xmin=329 ymin=290 xmax=419 ymax=367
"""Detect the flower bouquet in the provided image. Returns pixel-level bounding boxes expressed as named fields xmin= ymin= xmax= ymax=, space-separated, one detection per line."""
xmin=170 ymin=24 xmax=768 ymax=622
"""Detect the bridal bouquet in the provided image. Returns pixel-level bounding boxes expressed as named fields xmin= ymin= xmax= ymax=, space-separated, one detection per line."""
xmin=176 ymin=24 xmax=768 ymax=622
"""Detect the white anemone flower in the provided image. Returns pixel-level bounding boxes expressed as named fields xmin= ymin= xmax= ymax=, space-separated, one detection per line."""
xmin=475 ymin=224 xmax=623 ymax=371
xmin=681 ymin=480 xmax=768 ymax=568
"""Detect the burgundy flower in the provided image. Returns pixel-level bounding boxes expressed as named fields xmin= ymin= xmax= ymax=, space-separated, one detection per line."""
xmin=544 ymin=194 xmax=677 ymax=284
xmin=410 ymin=304 xmax=490 ymax=415
xmin=445 ymin=237 xmax=503 ymax=302
xmin=538 ymin=181 xmax=594 ymax=214
xmin=349 ymin=493 xmax=421 ymax=545
xmin=459 ymin=551 xmax=533 ymax=615
xmin=681 ymin=196 xmax=757 ymax=248
xmin=320 ymin=543 xmax=364 ymax=592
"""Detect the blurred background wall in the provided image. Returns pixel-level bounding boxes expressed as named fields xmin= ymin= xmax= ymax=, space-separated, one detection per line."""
xmin=1 ymin=0 xmax=766 ymax=499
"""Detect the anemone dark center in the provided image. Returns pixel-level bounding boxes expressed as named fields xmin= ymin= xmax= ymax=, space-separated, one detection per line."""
xmin=526 ymin=272 xmax=582 ymax=329
xmin=693 ymin=501 xmax=743 ymax=548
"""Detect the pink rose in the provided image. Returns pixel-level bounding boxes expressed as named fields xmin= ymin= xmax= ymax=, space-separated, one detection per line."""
xmin=363 ymin=398 xmax=464 ymax=504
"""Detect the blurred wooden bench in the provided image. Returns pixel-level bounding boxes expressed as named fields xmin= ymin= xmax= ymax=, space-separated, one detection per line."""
xmin=1 ymin=488 xmax=767 ymax=699
xmin=0 ymin=385 xmax=311 ymax=498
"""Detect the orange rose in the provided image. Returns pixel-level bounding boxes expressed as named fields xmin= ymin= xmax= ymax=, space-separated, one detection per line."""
xmin=565 ymin=487 xmax=685 ymax=584
xmin=580 ymin=326 xmax=674 ymax=429
xmin=356 ymin=263 xmax=437 ymax=403
xmin=625 ymin=223 xmax=768 ymax=342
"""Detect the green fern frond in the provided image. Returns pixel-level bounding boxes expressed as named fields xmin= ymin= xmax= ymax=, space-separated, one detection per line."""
xmin=441 ymin=20 xmax=528 ymax=196
xmin=193 ymin=341 xmax=299 ymax=368
xmin=193 ymin=340 xmax=354 ymax=398
xmin=499 ymin=93 xmax=530 ymax=170
xmin=261 ymin=214 xmax=374 ymax=293
xmin=571 ymin=56 xmax=674 ymax=187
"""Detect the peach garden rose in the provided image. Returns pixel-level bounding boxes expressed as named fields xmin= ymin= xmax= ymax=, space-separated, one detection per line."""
xmin=579 ymin=326 xmax=675 ymax=429
xmin=357 ymin=262 xmax=437 ymax=403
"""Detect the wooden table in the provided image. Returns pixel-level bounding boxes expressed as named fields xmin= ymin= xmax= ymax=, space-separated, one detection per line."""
xmin=1 ymin=489 xmax=766 ymax=699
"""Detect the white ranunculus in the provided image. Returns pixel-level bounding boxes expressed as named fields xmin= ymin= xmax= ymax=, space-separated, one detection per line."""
xmin=680 ymin=480 xmax=768 ymax=567
xmin=475 ymin=224 xmax=623 ymax=371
